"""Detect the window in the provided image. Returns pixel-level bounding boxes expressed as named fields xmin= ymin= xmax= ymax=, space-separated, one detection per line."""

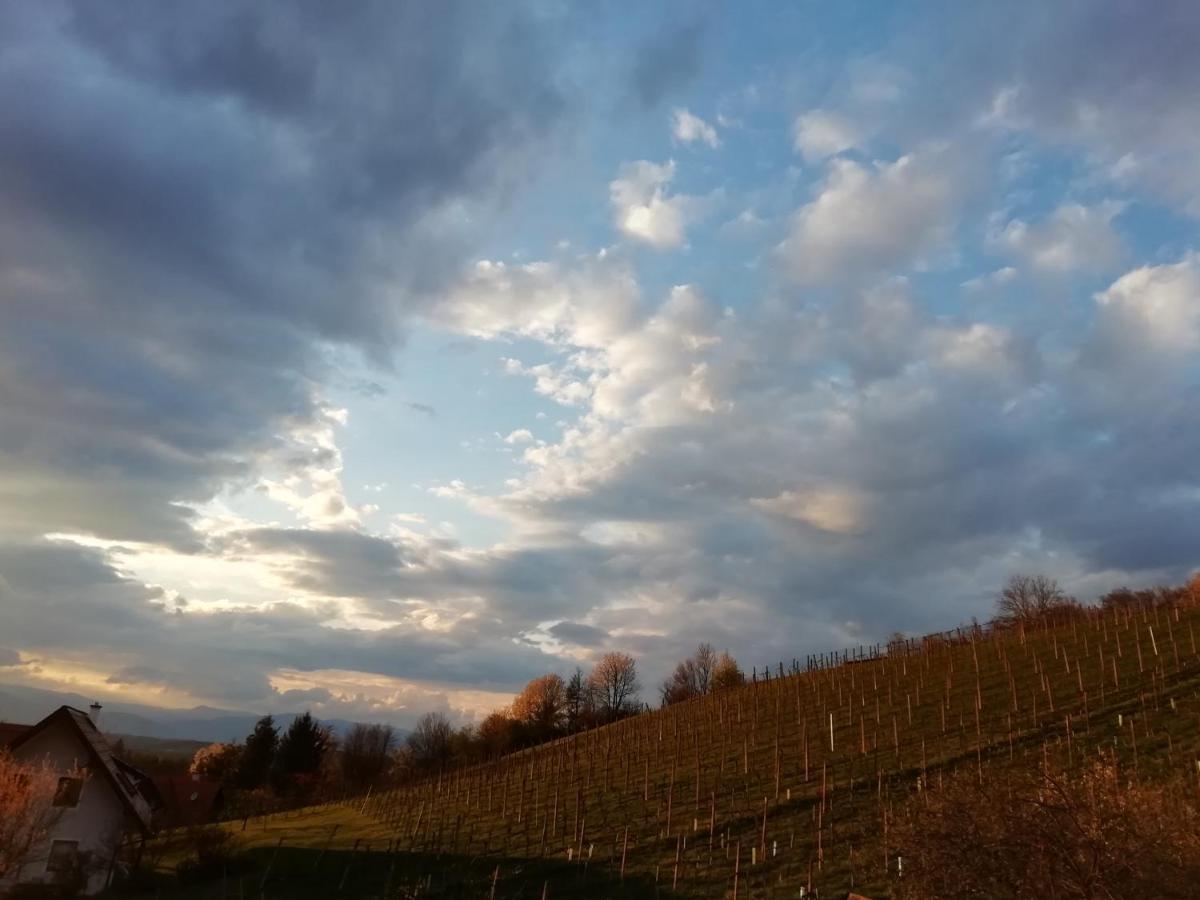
xmin=46 ymin=840 xmax=79 ymax=874
xmin=52 ymin=776 xmax=83 ymax=807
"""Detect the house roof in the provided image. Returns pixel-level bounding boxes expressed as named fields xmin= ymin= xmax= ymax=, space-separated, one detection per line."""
xmin=9 ymin=706 xmax=155 ymax=834
xmin=0 ymin=721 xmax=31 ymax=747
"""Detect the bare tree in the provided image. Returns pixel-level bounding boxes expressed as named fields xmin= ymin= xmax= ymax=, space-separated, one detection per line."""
xmin=564 ymin=668 xmax=592 ymax=733
xmin=661 ymin=643 xmax=722 ymax=705
xmin=588 ymin=652 xmax=640 ymax=721
xmin=340 ymin=723 xmax=396 ymax=789
xmin=692 ymin=643 xmax=716 ymax=693
xmin=996 ymin=574 xmax=1070 ymax=624
xmin=405 ymin=712 xmax=454 ymax=771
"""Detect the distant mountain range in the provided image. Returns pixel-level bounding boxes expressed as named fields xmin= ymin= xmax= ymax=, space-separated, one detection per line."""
xmin=0 ymin=682 xmax=395 ymax=744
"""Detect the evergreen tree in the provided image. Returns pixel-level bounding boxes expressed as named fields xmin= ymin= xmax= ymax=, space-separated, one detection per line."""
xmin=273 ymin=712 xmax=328 ymax=789
xmin=235 ymin=715 xmax=278 ymax=790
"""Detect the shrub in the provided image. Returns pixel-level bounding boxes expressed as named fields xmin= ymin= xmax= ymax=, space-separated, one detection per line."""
xmin=175 ymin=826 xmax=245 ymax=884
xmin=892 ymin=757 xmax=1200 ymax=899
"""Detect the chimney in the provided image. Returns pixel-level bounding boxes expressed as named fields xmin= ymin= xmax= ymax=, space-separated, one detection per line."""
xmin=89 ymin=702 xmax=103 ymax=726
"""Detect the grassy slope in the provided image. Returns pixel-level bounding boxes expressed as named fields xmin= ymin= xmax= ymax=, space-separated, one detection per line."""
xmin=120 ymin=603 xmax=1200 ymax=899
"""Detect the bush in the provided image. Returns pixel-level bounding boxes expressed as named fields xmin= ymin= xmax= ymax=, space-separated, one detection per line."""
xmin=174 ymin=826 xmax=246 ymax=884
xmin=892 ymin=757 xmax=1200 ymax=899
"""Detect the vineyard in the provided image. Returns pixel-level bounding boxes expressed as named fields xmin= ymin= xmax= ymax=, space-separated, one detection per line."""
xmin=320 ymin=600 xmax=1200 ymax=898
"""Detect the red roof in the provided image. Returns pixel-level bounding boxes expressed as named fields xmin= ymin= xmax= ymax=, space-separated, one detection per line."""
xmin=151 ymin=774 xmax=224 ymax=828
xmin=0 ymin=722 xmax=31 ymax=747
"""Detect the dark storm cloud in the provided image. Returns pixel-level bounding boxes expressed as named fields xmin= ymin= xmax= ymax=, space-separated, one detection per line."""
xmin=881 ymin=1 xmax=1200 ymax=211
xmin=547 ymin=622 xmax=609 ymax=648
xmin=0 ymin=0 xmax=569 ymax=545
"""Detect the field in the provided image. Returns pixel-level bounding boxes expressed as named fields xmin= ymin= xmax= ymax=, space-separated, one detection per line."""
xmin=122 ymin=601 xmax=1200 ymax=898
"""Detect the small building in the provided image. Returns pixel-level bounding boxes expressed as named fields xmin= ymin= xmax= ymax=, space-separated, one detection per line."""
xmin=0 ymin=721 xmax=31 ymax=746
xmin=1 ymin=706 xmax=156 ymax=895
xmin=151 ymin=773 xmax=225 ymax=829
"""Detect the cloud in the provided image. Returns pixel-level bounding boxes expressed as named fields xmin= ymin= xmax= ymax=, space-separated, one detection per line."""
xmin=1090 ymin=256 xmax=1200 ymax=360
xmin=778 ymin=151 xmax=962 ymax=284
xmin=671 ymin=108 xmax=719 ymax=147
xmin=995 ymin=203 xmax=1124 ymax=274
xmin=966 ymin=3 xmax=1200 ymax=213
xmin=431 ymin=256 xmax=638 ymax=347
xmin=405 ymin=402 xmax=437 ymax=418
xmin=751 ymin=487 xmax=870 ymax=535
xmin=4 ymin=1 xmax=1200 ymax=727
xmin=962 ymin=266 xmax=1018 ymax=292
xmin=547 ymin=621 xmax=609 ymax=648
xmin=0 ymin=1 xmax=569 ymax=549
xmin=503 ymin=429 xmax=535 ymax=445
xmin=630 ymin=21 xmax=706 ymax=108
xmin=610 ymin=160 xmax=699 ymax=249
xmin=792 ymin=110 xmax=862 ymax=162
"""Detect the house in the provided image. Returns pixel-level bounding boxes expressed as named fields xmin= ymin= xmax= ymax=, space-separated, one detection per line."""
xmin=150 ymin=774 xmax=224 ymax=829
xmin=0 ymin=721 xmax=31 ymax=747
xmin=1 ymin=706 xmax=157 ymax=896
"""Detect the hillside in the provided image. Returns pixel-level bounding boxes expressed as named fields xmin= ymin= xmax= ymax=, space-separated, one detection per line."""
xmin=123 ymin=600 xmax=1200 ymax=898
xmin=336 ymin=602 xmax=1200 ymax=898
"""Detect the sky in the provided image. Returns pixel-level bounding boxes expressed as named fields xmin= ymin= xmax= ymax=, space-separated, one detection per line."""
xmin=1 ymin=1 xmax=1198 ymax=730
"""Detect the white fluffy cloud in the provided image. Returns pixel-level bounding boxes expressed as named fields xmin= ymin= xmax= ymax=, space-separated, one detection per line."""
xmin=1093 ymin=256 xmax=1200 ymax=355
xmin=431 ymin=256 xmax=638 ymax=348
xmin=610 ymin=160 xmax=698 ymax=249
xmin=792 ymin=110 xmax=862 ymax=161
xmin=751 ymin=487 xmax=870 ymax=535
xmin=671 ymin=108 xmax=719 ymax=147
xmin=778 ymin=151 xmax=961 ymax=284
xmin=996 ymin=203 xmax=1124 ymax=273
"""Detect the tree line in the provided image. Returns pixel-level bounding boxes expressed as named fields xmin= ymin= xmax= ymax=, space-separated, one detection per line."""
xmin=190 ymin=711 xmax=393 ymax=797
xmin=400 ymin=647 xmax=745 ymax=774
xmin=190 ymin=646 xmax=745 ymax=796
xmin=190 ymin=572 xmax=1200 ymax=800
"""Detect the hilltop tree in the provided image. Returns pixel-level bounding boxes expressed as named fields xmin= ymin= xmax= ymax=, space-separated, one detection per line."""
xmin=564 ymin=667 xmax=592 ymax=733
xmin=588 ymin=652 xmax=640 ymax=722
xmin=476 ymin=711 xmax=516 ymax=759
xmin=405 ymin=712 xmax=454 ymax=771
xmin=235 ymin=715 xmax=278 ymax=790
xmin=710 ymin=650 xmax=745 ymax=691
xmin=510 ymin=674 xmax=567 ymax=739
xmin=661 ymin=643 xmax=720 ymax=705
xmin=340 ymin=723 xmax=396 ymax=789
xmin=996 ymin=574 xmax=1072 ymax=624
xmin=273 ymin=712 xmax=330 ymax=790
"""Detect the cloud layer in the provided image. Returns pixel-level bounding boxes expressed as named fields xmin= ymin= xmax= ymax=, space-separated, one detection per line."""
xmin=0 ymin=1 xmax=1197 ymax=726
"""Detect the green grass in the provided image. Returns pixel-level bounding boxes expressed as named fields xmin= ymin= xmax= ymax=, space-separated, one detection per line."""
xmin=106 ymin=806 xmax=665 ymax=899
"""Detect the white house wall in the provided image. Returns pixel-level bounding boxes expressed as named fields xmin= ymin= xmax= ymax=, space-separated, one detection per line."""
xmin=3 ymin=720 xmax=130 ymax=895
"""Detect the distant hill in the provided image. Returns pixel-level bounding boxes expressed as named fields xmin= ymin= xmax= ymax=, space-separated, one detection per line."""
xmin=0 ymin=682 xmax=399 ymax=744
